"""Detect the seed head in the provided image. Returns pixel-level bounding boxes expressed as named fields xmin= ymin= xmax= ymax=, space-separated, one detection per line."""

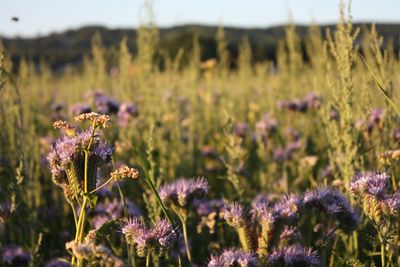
xmin=75 ymin=112 xmax=111 ymax=128
xmin=111 ymin=166 xmax=139 ymax=181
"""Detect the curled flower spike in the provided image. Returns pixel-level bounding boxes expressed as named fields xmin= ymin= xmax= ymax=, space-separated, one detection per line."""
xmin=208 ymin=248 xmax=258 ymax=267
xmin=278 ymin=226 xmax=300 ymax=248
xmin=75 ymin=112 xmax=111 ymax=128
xmin=121 ymin=218 xmax=177 ymax=257
xmin=223 ymin=202 xmax=247 ymax=228
xmin=53 ymin=120 xmax=77 ymax=137
xmin=268 ymin=245 xmax=319 ymax=267
xmin=159 ymin=177 xmax=208 ymax=208
xmin=110 ymin=166 xmax=139 ymax=181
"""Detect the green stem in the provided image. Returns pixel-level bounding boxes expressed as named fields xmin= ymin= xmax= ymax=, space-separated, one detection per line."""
xmin=69 ymin=201 xmax=78 ymax=228
xmin=146 ymin=253 xmax=151 ymax=267
xmin=329 ymin=237 xmax=338 ymax=267
xmin=379 ymin=231 xmax=385 ymax=267
xmin=89 ymin=176 xmax=113 ymax=194
xmin=177 ymin=213 xmax=192 ymax=263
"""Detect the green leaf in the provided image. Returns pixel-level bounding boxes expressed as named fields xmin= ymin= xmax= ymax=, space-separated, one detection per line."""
xmin=82 ymin=193 xmax=98 ymax=209
xmin=359 ymin=54 xmax=400 ymax=116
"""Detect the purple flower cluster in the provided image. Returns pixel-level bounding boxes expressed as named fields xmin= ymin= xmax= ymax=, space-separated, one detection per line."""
xmin=193 ymin=198 xmax=225 ymax=217
xmin=47 ymin=129 xmax=112 ymax=192
xmin=1 ymin=244 xmax=31 ymax=265
xmin=351 ymin=171 xmax=390 ymax=198
xmin=234 ymin=122 xmax=249 ymax=137
xmin=223 ymin=202 xmax=249 ymax=228
xmin=303 ymin=188 xmax=360 ymax=233
xmin=367 ymin=108 xmax=385 ymax=131
xmin=268 ymin=245 xmax=319 ymax=267
xmin=277 ymin=92 xmax=322 ymax=113
xmin=208 ymin=249 xmax=258 ymax=267
xmin=159 ymin=177 xmax=208 ymax=208
xmin=91 ymin=91 xmax=120 ymax=115
xmin=273 ymin=140 xmax=303 ymax=162
xmin=256 ymin=113 xmax=278 ymax=136
xmin=271 ymin=194 xmax=303 ymax=223
xmin=70 ymin=103 xmax=92 ymax=116
xmin=117 ymin=103 xmax=139 ymax=127
xmin=121 ymin=218 xmax=177 ymax=257
xmin=45 ymin=258 xmax=71 ymax=267
xmin=351 ymin=171 xmax=400 ymax=220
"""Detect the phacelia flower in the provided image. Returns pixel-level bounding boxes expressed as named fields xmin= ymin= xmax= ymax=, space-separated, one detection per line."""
xmin=272 ymin=194 xmax=303 ymax=222
xmin=159 ymin=177 xmax=208 ymax=208
xmin=117 ymin=103 xmax=139 ymax=127
xmin=268 ymin=245 xmax=319 ymax=267
xmin=208 ymin=249 xmax=258 ymax=267
xmin=351 ymin=171 xmax=390 ymax=198
xmin=70 ymin=103 xmax=91 ymax=116
xmin=367 ymin=108 xmax=385 ymax=131
xmin=222 ymin=202 xmax=249 ymax=228
xmin=278 ymin=226 xmax=300 ymax=248
xmin=303 ymin=188 xmax=360 ymax=233
xmin=92 ymin=91 xmax=120 ymax=115
xmin=121 ymin=218 xmax=177 ymax=257
xmin=1 ymin=244 xmax=31 ymax=265
xmin=47 ymin=128 xmax=112 ymax=196
xmin=45 ymin=258 xmax=71 ymax=267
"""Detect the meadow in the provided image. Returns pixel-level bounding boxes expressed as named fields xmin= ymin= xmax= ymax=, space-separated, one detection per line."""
xmin=1 ymin=3 xmax=400 ymax=267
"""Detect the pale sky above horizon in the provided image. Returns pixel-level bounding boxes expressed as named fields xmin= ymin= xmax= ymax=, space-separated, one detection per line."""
xmin=0 ymin=0 xmax=399 ymax=38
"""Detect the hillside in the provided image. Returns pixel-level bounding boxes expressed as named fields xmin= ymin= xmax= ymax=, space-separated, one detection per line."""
xmin=1 ymin=23 xmax=399 ymax=71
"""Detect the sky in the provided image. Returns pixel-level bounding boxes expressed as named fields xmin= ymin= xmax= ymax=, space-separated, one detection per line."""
xmin=1 ymin=0 xmax=400 ymax=38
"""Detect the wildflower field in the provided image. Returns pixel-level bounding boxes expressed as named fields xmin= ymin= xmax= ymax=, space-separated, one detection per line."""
xmin=2 ymin=2 xmax=400 ymax=267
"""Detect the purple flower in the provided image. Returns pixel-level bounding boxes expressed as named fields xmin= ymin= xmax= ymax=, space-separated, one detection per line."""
xmin=278 ymin=226 xmax=299 ymax=247
xmin=303 ymin=188 xmax=360 ymax=232
xmin=367 ymin=108 xmax=385 ymax=131
xmin=277 ymin=93 xmax=321 ymax=113
xmin=256 ymin=113 xmax=278 ymax=135
xmin=351 ymin=171 xmax=390 ymax=197
xmin=121 ymin=218 xmax=177 ymax=257
xmin=92 ymin=91 xmax=120 ymax=114
xmin=272 ymin=194 xmax=303 ymax=222
xmin=268 ymin=245 xmax=319 ymax=267
xmin=302 ymin=92 xmax=322 ymax=109
xmin=117 ymin=103 xmax=139 ymax=127
xmin=234 ymin=122 xmax=249 ymax=137
xmin=159 ymin=177 xmax=208 ymax=208
xmin=274 ymin=141 xmax=302 ymax=162
xmin=193 ymin=199 xmax=225 ymax=217
xmin=208 ymin=249 xmax=258 ymax=267
xmin=45 ymin=258 xmax=71 ymax=267
xmin=386 ymin=190 xmax=400 ymax=214
xmin=223 ymin=202 xmax=248 ymax=228
xmin=1 ymin=244 xmax=31 ymax=265
xmin=70 ymin=103 xmax=91 ymax=116
xmin=47 ymin=129 xmax=113 ymax=192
